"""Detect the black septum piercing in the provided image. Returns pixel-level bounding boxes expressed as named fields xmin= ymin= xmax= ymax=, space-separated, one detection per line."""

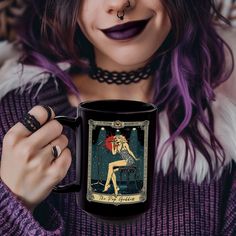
xmin=117 ymin=1 xmax=131 ymax=20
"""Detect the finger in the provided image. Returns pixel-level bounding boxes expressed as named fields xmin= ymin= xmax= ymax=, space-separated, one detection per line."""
xmin=28 ymin=119 xmax=63 ymax=149
xmin=39 ymin=134 xmax=69 ymax=165
xmin=10 ymin=105 xmax=55 ymax=139
xmin=47 ymin=148 xmax=72 ymax=186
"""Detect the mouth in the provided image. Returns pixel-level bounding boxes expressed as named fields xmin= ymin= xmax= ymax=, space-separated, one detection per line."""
xmin=101 ymin=18 xmax=152 ymax=41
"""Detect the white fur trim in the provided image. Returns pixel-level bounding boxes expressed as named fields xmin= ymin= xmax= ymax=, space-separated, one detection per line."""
xmin=0 ymin=51 xmax=235 ymax=184
xmin=0 ymin=55 xmax=70 ymax=100
xmin=156 ymin=93 xmax=236 ymax=184
xmin=0 ymin=41 xmax=19 ymax=65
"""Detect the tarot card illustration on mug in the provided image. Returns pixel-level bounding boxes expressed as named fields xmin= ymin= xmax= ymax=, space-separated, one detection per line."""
xmin=87 ymin=120 xmax=149 ymax=206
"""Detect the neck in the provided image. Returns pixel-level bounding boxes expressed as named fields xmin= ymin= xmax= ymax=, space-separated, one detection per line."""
xmin=70 ymin=72 xmax=155 ymax=104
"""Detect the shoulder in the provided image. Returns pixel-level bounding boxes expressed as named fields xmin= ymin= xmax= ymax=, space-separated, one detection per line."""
xmin=215 ymin=26 xmax=236 ymax=103
xmin=0 ymin=41 xmax=19 ymax=66
xmin=0 ymin=73 xmax=73 ymax=148
xmin=0 ymin=70 xmax=54 ymax=116
xmin=124 ymin=142 xmax=129 ymax=148
xmin=0 ymin=56 xmax=50 ymax=101
xmin=0 ymin=54 xmax=70 ymax=101
xmin=0 ymin=58 xmax=70 ymax=127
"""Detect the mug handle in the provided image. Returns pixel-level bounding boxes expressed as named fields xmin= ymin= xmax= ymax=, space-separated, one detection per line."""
xmin=52 ymin=115 xmax=81 ymax=193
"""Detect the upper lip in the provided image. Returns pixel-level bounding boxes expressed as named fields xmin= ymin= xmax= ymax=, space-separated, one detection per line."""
xmin=101 ymin=18 xmax=151 ymax=33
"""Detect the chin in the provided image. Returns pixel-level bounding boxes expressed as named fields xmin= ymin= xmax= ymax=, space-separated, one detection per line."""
xmin=110 ymin=54 xmax=152 ymax=69
xmin=110 ymin=45 xmax=158 ymax=67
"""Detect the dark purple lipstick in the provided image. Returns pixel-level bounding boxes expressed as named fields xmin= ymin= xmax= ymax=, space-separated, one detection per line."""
xmin=101 ymin=18 xmax=151 ymax=41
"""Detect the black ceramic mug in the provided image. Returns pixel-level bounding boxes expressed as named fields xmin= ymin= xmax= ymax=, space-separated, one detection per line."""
xmin=53 ymin=100 xmax=157 ymax=220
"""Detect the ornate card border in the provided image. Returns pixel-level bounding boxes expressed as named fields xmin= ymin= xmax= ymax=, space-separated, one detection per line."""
xmin=86 ymin=120 xmax=149 ymax=206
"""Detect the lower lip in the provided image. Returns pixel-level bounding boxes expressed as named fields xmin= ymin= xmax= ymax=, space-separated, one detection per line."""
xmin=102 ymin=20 xmax=150 ymax=41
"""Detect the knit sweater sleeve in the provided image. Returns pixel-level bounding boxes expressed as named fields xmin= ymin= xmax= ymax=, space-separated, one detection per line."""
xmin=221 ymin=163 xmax=236 ymax=236
xmin=0 ymin=85 xmax=64 ymax=236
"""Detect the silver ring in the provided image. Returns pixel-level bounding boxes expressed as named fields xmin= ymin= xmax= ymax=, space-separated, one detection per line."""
xmin=51 ymin=144 xmax=62 ymax=159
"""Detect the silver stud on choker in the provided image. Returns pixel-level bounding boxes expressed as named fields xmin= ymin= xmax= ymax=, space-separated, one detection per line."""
xmin=88 ymin=62 xmax=156 ymax=85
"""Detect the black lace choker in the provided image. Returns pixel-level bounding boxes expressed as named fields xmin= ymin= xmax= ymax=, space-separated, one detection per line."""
xmin=88 ymin=62 xmax=156 ymax=85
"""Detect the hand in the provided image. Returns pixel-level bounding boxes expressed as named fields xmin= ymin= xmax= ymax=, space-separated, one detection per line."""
xmin=110 ymin=141 xmax=119 ymax=145
xmin=0 ymin=105 xmax=72 ymax=212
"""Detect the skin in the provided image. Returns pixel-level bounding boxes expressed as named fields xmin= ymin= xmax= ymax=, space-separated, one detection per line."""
xmin=0 ymin=0 xmax=171 ymax=211
xmin=103 ymin=136 xmax=138 ymax=194
xmin=0 ymin=106 xmax=71 ymax=212
xmin=78 ymin=0 xmax=171 ymax=71
xmin=70 ymin=0 xmax=171 ymax=105
xmin=215 ymin=27 xmax=236 ymax=104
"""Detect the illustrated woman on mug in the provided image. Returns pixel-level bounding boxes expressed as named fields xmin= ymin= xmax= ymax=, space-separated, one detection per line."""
xmin=103 ymin=134 xmax=139 ymax=195
xmin=0 ymin=0 xmax=236 ymax=235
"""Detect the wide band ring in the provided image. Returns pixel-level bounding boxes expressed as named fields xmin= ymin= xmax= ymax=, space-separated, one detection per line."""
xmin=21 ymin=113 xmax=41 ymax=133
xmin=41 ymin=105 xmax=53 ymax=123
xmin=51 ymin=144 xmax=62 ymax=159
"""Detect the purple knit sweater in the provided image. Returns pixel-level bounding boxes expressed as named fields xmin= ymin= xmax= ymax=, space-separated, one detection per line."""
xmin=0 ymin=78 xmax=235 ymax=236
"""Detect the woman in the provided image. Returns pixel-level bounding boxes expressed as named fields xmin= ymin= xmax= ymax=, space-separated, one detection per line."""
xmin=0 ymin=0 xmax=235 ymax=235
xmin=103 ymin=135 xmax=138 ymax=195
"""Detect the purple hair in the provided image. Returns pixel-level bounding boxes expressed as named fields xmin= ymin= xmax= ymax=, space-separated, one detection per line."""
xmin=17 ymin=0 xmax=234 ymax=180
